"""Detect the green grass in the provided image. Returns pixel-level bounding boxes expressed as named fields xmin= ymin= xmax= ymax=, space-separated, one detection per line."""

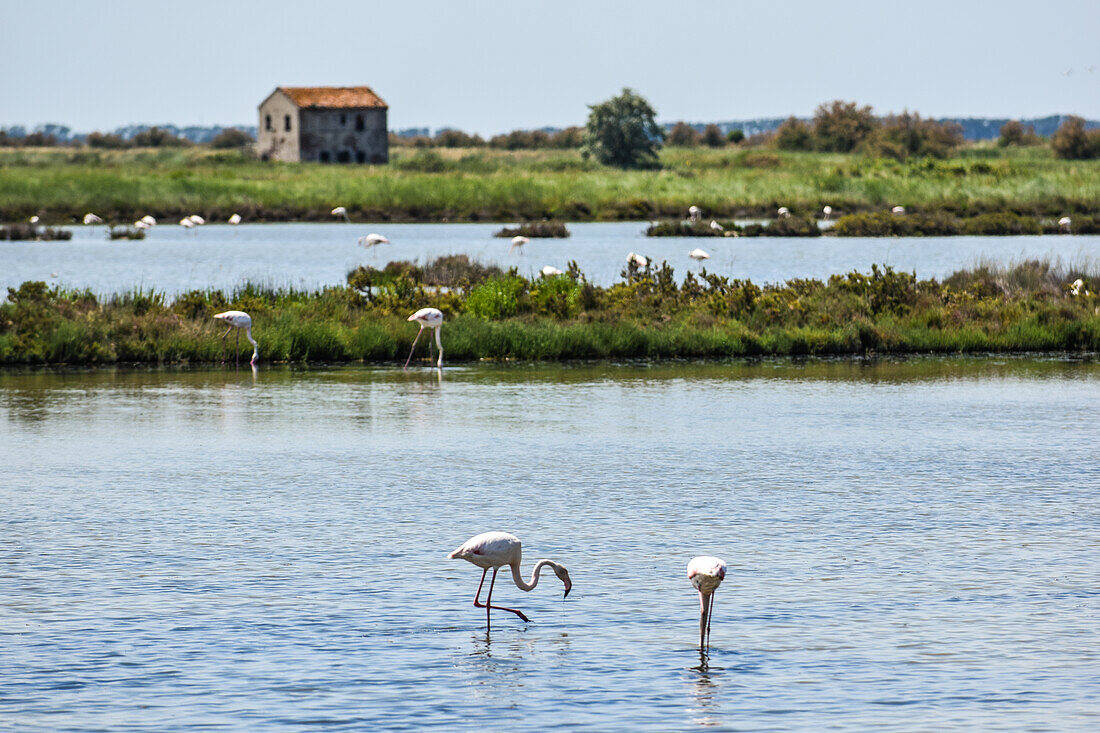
xmin=2 ymin=145 xmax=1098 ymax=224
xmin=4 ymin=258 xmax=1100 ymax=365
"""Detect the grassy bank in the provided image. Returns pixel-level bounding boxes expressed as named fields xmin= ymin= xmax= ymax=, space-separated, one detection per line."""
xmin=2 ymin=145 xmax=1098 ymax=224
xmin=4 ymin=258 xmax=1100 ymax=365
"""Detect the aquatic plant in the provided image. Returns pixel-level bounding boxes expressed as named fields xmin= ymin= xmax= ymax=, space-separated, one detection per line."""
xmin=0 ymin=223 xmax=72 ymax=241
xmin=494 ymin=221 xmax=570 ymax=238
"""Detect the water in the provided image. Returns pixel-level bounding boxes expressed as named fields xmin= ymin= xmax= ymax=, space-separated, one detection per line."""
xmin=2 ymin=222 xmax=1099 ymax=295
xmin=3 ymin=359 xmax=1098 ymax=731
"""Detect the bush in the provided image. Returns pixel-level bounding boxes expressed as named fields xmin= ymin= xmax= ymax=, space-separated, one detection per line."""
xmin=436 ymin=129 xmax=485 ymax=147
xmin=86 ymin=132 xmax=131 ymax=149
xmin=465 ymin=275 xmax=527 ymax=319
xmin=998 ymin=120 xmax=1041 ymax=147
xmin=726 ymin=129 xmax=745 ymax=144
xmin=666 ymin=122 xmax=700 ymax=147
xmin=813 ymin=100 xmax=876 ymax=152
xmin=394 ymin=149 xmax=447 ymax=172
xmin=702 ymin=124 xmax=725 ymax=148
xmin=1052 ymin=116 xmax=1100 ymax=160
xmin=108 ymin=226 xmax=146 ymax=240
xmin=774 ymin=117 xmax=814 ymax=151
xmin=132 ymin=127 xmax=190 ymax=147
xmin=581 ymin=87 xmax=663 ymax=169
xmin=865 ymin=112 xmax=963 ymax=159
xmin=0 ymin=224 xmax=72 ymax=241
xmin=495 ymin=221 xmax=570 ymax=238
xmin=210 ymin=128 xmax=254 ymax=149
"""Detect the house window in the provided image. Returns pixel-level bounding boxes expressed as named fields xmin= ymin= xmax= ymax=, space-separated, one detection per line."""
xmin=319 ymin=151 xmax=331 ymax=163
xmin=265 ymin=114 xmax=273 ymax=131
xmin=355 ymin=114 xmax=364 ymax=131
xmin=336 ymin=150 xmax=351 ymax=163
xmin=340 ymin=113 xmax=347 ymax=126
xmin=356 ymin=151 xmax=366 ymax=163
xmin=284 ymin=114 xmax=292 ymax=131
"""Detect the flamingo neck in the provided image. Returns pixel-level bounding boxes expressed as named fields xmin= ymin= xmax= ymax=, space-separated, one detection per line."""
xmin=510 ymin=559 xmax=558 ymax=592
xmin=245 ymin=327 xmax=258 ymax=362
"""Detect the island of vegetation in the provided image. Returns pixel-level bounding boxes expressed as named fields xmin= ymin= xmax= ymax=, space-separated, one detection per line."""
xmin=3 ymin=257 xmax=1098 ymax=365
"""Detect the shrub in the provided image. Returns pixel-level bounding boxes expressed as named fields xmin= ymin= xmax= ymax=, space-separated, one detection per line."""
xmin=866 ymin=112 xmax=963 ymax=159
xmin=465 ymin=275 xmax=527 ymax=319
xmin=1052 ymin=116 xmax=1100 ymax=160
xmin=774 ymin=117 xmax=814 ymax=151
xmin=666 ymin=122 xmax=700 ymax=147
xmin=726 ymin=129 xmax=745 ymax=144
xmin=394 ymin=149 xmax=447 ymax=172
xmin=436 ymin=129 xmax=486 ymax=147
xmin=132 ymin=127 xmax=190 ymax=147
xmin=108 ymin=226 xmax=146 ymax=240
xmin=813 ymin=100 xmax=877 ymax=152
xmin=0 ymin=224 xmax=72 ymax=241
xmin=86 ymin=132 xmax=131 ymax=149
xmin=210 ymin=128 xmax=254 ymax=149
xmin=998 ymin=120 xmax=1041 ymax=147
xmin=702 ymin=124 xmax=725 ymax=148
xmin=581 ymin=87 xmax=663 ymax=169
xmin=495 ymin=221 xmax=570 ymax=238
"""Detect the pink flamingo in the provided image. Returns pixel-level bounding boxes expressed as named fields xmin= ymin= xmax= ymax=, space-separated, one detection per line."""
xmin=448 ymin=531 xmax=572 ymax=629
xmin=213 ymin=310 xmax=258 ymax=365
xmin=687 ymin=556 xmax=726 ymax=649
xmin=404 ymin=307 xmax=444 ymax=369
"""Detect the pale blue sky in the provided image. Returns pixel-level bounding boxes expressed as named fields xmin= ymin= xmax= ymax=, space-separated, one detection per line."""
xmin=2 ymin=0 xmax=1098 ymax=133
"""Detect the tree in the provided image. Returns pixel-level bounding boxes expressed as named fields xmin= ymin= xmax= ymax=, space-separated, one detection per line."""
xmin=726 ymin=129 xmax=745 ymax=144
xmin=774 ymin=117 xmax=814 ymax=151
xmin=701 ymin=124 xmax=725 ymax=148
xmin=666 ymin=121 xmax=700 ymax=146
xmin=210 ymin=128 xmax=254 ymax=149
xmin=1052 ymin=116 xmax=1100 ymax=160
xmin=581 ymin=88 xmax=663 ymax=168
xmin=813 ymin=100 xmax=876 ymax=152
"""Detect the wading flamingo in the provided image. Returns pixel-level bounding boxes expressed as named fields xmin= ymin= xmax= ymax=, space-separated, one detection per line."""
xmin=1059 ymin=216 xmax=1072 ymax=232
xmin=228 ymin=213 xmax=242 ymax=225
xmin=509 ymin=235 xmax=529 ymax=254
xmin=179 ymin=217 xmax=195 ymax=229
xmin=358 ymin=233 xmax=389 ymax=248
xmin=892 ymin=206 xmax=906 ymax=215
xmin=777 ymin=206 xmax=790 ymax=218
xmin=83 ymin=213 xmax=103 ymax=225
xmin=689 ymin=248 xmax=710 ymax=260
xmin=213 ymin=310 xmax=258 ymax=365
xmin=331 ymin=206 xmax=350 ymax=222
xmin=627 ymin=252 xmax=648 ymax=268
xmin=188 ymin=214 xmax=205 ymax=226
xmin=141 ymin=215 xmax=157 ymax=227
xmin=541 ymin=265 xmax=563 ymax=277
xmin=688 ymin=205 xmax=702 ymax=222
xmin=29 ymin=215 xmax=39 ymax=224
xmin=448 ymin=531 xmax=571 ymax=629
xmin=709 ymin=220 xmax=723 ymax=233
xmin=823 ymin=205 xmax=833 ymax=221
xmin=1070 ymin=278 xmax=1089 ymax=296
xmin=688 ymin=556 xmax=726 ymax=649
xmin=405 ymin=307 xmax=443 ymax=368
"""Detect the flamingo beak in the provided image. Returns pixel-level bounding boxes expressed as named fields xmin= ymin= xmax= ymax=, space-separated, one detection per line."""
xmin=563 ymin=580 xmax=572 ymax=598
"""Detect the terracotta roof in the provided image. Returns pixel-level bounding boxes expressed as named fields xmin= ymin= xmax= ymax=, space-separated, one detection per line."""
xmin=277 ymin=86 xmax=388 ymax=109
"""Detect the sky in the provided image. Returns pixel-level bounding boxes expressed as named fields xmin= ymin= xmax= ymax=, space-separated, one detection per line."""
xmin=1 ymin=0 xmax=1098 ymax=134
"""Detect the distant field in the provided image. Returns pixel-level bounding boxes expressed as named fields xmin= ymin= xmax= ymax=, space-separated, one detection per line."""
xmin=1 ymin=145 xmax=1097 ymax=224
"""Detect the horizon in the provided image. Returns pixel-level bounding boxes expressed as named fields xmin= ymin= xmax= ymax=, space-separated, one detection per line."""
xmin=1 ymin=0 xmax=1098 ymax=135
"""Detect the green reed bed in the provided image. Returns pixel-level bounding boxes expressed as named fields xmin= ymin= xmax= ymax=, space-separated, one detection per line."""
xmin=2 ymin=146 xmax=1098 ymax=224
xmin=4 ymin=257 xmax=1100 ymax=365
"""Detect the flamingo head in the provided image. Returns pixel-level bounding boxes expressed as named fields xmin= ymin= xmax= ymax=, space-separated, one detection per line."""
xmin=554 ymin=564 xmax=572 ymax=598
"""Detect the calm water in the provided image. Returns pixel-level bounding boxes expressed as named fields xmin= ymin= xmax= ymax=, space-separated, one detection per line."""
xmin=2 ymin=222 xmax=1099 ymax=294
xmin=3 ymin=359 xmax=1098 ymax=731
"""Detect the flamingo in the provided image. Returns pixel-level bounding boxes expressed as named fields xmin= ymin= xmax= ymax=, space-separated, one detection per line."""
xmin=141 ymin=215 xmax=157 ymax=227
xmin=213 ymin=310 xmax=258 ymax=365
xmin=627 ymin=252 xmax=648 ymax=268
xmin=689 ymin=248 xmax=711 ymax=260
xmin=509 ymin=235 xmax=529 ymax=254
xmin=358 ymin=233 xmax=390 ymax=248
xmin=891 ymin=205 xmax=906 ymax=215
xmin=228 ymin=213 xmax=242 ymax=225
xmin=688 ymin=205 xmax=702 ymax=222
xmin=823 ymin=205 xmax=833 ymax=221
xmin=777 ymin=206 xmax=790 ymax=218
xmin=404 ymin=307 xmax=444 ymax=369
xmin=179 ymin=218 xmax=195 ymax=229
xmin=29 ymin=215 xmax=39 ymax=224
xmin=541 ymin=265 xmax=563 ymax=277
xmin=134 ymin=220 xmax=150 ymax=230
xmin=448 ymin=531 xmax=571 ymax=629
xmin=709 ymin=220 xmax=723 ymax=233
xmin=188 ymin=215 xmax=205 ymax=226
xmin=1059 ymin=216 xmax=1072 ymax=232
xmin=83 ymin=213 xmax=103 ymax=225
xmin=1070 ymin=278 xmax=1089 ymax=296
xmin=688 ymin=556 xmax=727 ymax=649
xmin=331 ymin=206 xmax=350 ymax=222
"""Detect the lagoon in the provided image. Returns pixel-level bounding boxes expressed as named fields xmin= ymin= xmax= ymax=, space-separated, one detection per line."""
xmin=3 ymin=359 xmax=1099 ymax=730
xmin=2 ymin=222 xmax=1100 ymax=296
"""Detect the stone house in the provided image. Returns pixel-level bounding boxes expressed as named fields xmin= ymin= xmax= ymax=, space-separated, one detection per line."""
xmin=257 ymin=86 xmax=388 ymax=163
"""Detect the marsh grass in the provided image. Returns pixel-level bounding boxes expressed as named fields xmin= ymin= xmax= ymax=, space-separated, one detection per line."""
xmin=0 ymin=223 xmax=72 ymax=241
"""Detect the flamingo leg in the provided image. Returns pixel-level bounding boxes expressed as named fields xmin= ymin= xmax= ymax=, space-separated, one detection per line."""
xmin=484 ymin=568 xmax=531 ymax=623
xmin=699 ymin=591 xmax=708 ymax=650
xmin=706 ymin=593 xmax=716 ymax=648
xmin=220 ymin=326 xmax=232 ymax=363
xmin=404 ymin=326 xmax=425 ymax=369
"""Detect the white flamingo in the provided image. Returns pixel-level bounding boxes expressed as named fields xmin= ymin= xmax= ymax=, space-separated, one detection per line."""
xmin=509 ymin=235 xmax=530 ymax=254
xmin=134 ymin=220 xmax=150 ymax=230
xmin=823 ymin=205 xmax=833 ymax=221
xmin=228 ymin=213 xmax=242 ymax=225
xmin=448 ymin=531 xmax=572 ymax=629
xmin=404 ymin=307 xmax=444 ymax=369
xmin=331 ymin=206 xmax=350 ymax=222
xmin=213 ymin=310 xmax=258 ymax=365
xmin=777 ymin=206 xmax=790 ymax=218
xmin=892 ymin=206 xmax=906 ymax=215
xmin=688 ymin=556 xmax=727 ymax=649
xmin=709 ymin=220 xmax=723 ymax=233
xmin=689 ymin=248 xmax=711 ymax=260
xmin=358 ymin=233 xmax=390 ymax=248
xmin=141 ymin=215 xmax=157 ymax=227
xmin=541 ymin=265 xmax=563 ymax=277
xmin=83 ymin=213 xmax=103 ymax=225
xmin=1059 ymin=216 xmax=1072 ymax=232
xmin=179 ymin=218 xmax=195 ymax=229
xmin=627 ymin=252 xmax=648 ymax=268
xmin=1070 ymin=278 xmax=1088 ymax=296
xmin=188 ymin=215 xmax=205 ymax=226
xmin=688 ymin=205 xmax=702 ymax=222
xmin=29 ymin=215 xmax=39 ymax=224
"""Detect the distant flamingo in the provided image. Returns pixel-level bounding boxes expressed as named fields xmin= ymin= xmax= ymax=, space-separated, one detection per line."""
xmin=134 ymin=220 xmax=150 ymax=230
xmin=709 ymin=220 xmax=723 ymax=233
xmin=405 ymin=307 xmax=444 ymax=369
xmin=509 ymin=235 xmax=529 ymax=254
xmin=179 ymin=217 xmax=195 ymax=229
xmin=892 ymin=206 xmax=906 ymax=215
xmin=823 ymin=205 xmax=833 ymax=221
xmin=331 ymin=206 xmax=350 ymax=222
xmin=627 ymin=252 xmax=648 ymax=268
xmin=541 ymin=265 xmax=563 ymax=277
xmin=141 ymin=215 xmax=157 ymax=227
xmin=1059 ymin=216 xmax=1072 ymax=232
xmin=688 ymin=205 xmax=702 ymax=222
xmin=29 ymin=215 xmax=39 ymax=224
xmin=689 ymin=248 xmax=711 ymax=260
xmin=188 ymin=215 xmax=205 ymax=226
xmin=448 ymin=531 xmax=572 ymax=629
xmin=228 ymin=213 xmax=242 ymax=225
xmin=213 ymin=310 xmax=258 ymax=365
xmin=358 ymin=233 xmax=389 ymax=248
xmin=83 ymin=213 xmax=103 ymax=225
xmin=1070 ymin=278 xmax=1088 ymax=296
xmin=688 ymin=556 xmax=727 ymax=649
xmin=777 ymin=206 xmax=790 ymax=218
